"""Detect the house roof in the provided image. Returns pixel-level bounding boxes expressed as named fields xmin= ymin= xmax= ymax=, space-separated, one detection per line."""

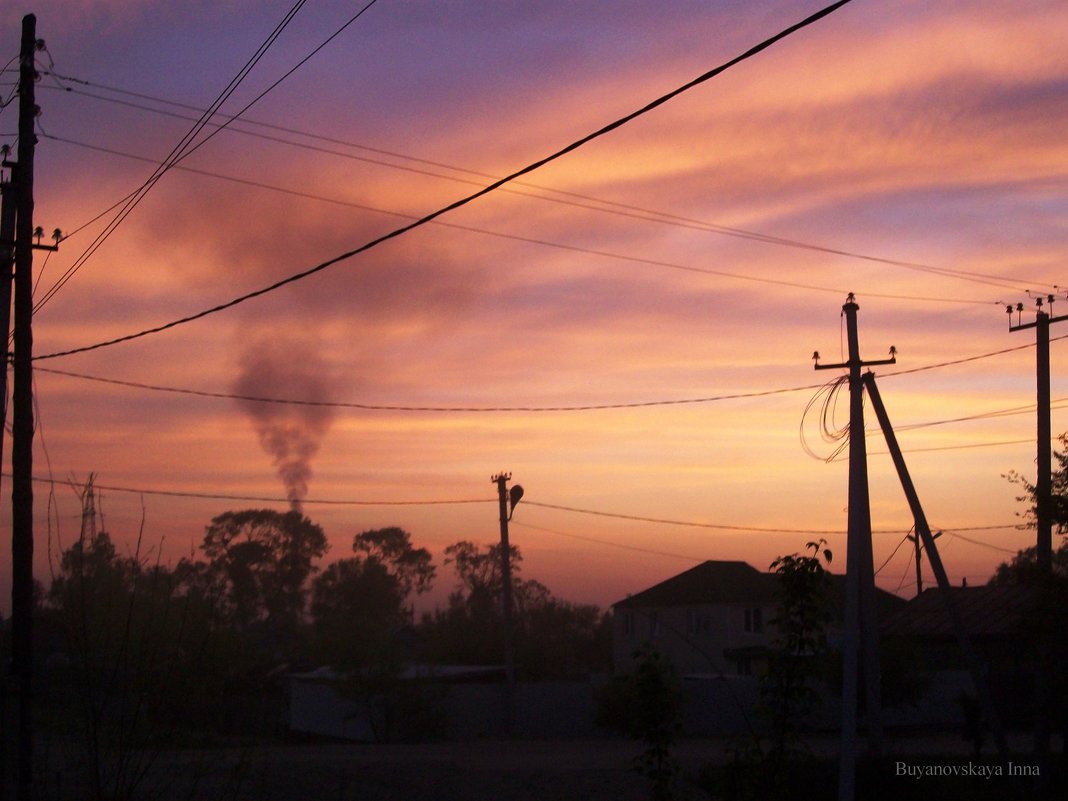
xmin=880 ymin=584 xmax=1035 ymax=640
xmin=613 ymin=560 xmax=906 ymax=619
xmin=613 ymin=561 xmax=779 ymax=609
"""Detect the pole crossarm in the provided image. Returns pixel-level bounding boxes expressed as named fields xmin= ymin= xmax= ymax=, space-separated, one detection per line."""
xmin=814 ymin=352 xmax=896 ymax=370
xmin=1007 ymin=295 xmax=1068 ymax=332
xmin=813 ymin=297 xmax=896 ymax=372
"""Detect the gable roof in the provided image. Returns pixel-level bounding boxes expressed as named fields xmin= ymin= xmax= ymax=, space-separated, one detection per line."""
xmin=880 ymin=584 xmax=1035 ymax=640
xmin=613 ymin=561 xmax=778 ymax=609
xmin=612 ymin=560 xmax=907 ymax=619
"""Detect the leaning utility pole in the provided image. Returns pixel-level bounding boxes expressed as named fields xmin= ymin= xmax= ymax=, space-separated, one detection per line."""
xmin=1007 ymin=297 xmax=1067 ymax=574
xmin=11 ymin=15 xmax=39 ymax=801
xmin=863 ymin=373 xmax=1008 ymax=759
xmin=813 ymin=294 xmax=894 ymax=801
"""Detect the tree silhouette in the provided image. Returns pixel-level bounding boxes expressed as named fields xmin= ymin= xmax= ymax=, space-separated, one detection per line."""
xmin=200 ymin=509 xmax=328 ymax=656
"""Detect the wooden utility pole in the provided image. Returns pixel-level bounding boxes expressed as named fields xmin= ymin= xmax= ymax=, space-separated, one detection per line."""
xmin=492 ymin=472 xmax=517 ymax=733
xmin=0 ymin=147 xmax=15 ymax=487
xmin=11 ymin=15 xmax=39 ymax=800
xmin=813 ymin=294 xmax=894 ymax=801
xmin=0 ymin=141 xmax=14 ymax=801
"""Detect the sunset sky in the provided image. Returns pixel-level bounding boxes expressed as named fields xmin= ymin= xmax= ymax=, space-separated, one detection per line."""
xmin=2 ymin=0 xmax=1067 ymax=614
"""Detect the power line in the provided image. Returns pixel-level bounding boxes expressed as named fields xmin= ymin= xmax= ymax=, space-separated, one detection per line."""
xmin=944 ymin=530 xmax=1019 ymax=555
xmin=511 ymin=519 xmax=709 ymax=563
xmin=8 ymin=473 xmax=491 ymax=506
xmin=34 ymin=0 xmax=380 ymax=313
xmin=33 ymin=365 xmax=828 ymax=411
xmin=31 ymin=1 xmax=312 ymax=312
xmin=40 ymin=133 xmax=1003 ymax=309
xmin=881 ymin=335 xmax=1068 ymax=378
xmin=37 ymin=75 xmax=1051 ymax=296
xmin=875 ymin=531 xmax=912 ymax=577
xmin=895 ymin=397 xmax=1068 ymax=432
xmin=8 ymin=472 xmax=1018 ymax=541
xmin=527 ymin=499 xmax=868 ymax=534
xmin=32 ymin=337 xmax=1057 ymax=415
xmin=33 ymin=0 xmax=860 ymax=361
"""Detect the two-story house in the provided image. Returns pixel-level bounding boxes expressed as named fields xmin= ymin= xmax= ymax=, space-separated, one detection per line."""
xmin=612 ymin=560 xmax=781 ymax=677
xmin=612 ymin=559 xmax=905 ymax=677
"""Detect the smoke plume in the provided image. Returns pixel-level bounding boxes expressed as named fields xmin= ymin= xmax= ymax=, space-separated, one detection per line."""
xmin=234 ymin=337 xmax=336 ymax=513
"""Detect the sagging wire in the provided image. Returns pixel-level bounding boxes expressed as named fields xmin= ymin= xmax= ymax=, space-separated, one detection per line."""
xmin=800 ymin=374 xmax=850 ymax=462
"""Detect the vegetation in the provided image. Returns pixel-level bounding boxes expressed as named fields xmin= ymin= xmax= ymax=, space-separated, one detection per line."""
xmin=595 ymin=644 xmax=683 ymax=801
xmin=1001 ymin=435 xmax=1068 ymax=766
xmin=419 ymin=540 xmax=612 ymax=679
xmin=707 ymin=541 xmax=833 ymax=801
xmin=24 ymin=484 xmax=614 ymax=796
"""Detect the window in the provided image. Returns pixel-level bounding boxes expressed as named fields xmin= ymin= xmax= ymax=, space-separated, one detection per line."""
xmin=744 ymin=607 xmax=763 ymax=634
xmin=650 ymin=612 xmax=662 ymax=639
xmin=686 ymin=608 xmax=697 ymax=635
xmin=623 ymin=612 xmax=634 ymax=637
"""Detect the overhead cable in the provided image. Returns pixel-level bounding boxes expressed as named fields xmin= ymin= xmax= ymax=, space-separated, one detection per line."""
xmin=34 ymin=0 xmax=859 ymax=361
xmin=34 ymin=0 xmax=380 ymax=313
xmin=13 ymin=473 xmax=490 ymax=506
xmin=39 ymin=133 xmax=1001 ymax=308
xmin=32 ymin=337 xmax=1057 ymax=413
xmin=9 ymin=473 xmax=1018 ymax=540
xmin=38 ymin=78 xmax=1041 ymax=295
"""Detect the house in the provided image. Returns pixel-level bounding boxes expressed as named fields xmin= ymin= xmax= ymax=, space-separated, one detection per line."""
xmin=881 ymin=584 xmax=1035 ymax=669
xmin=880 ymin=583 xmax=1039 ymax=726
xmin=612 ymin=560 xmax=904 ymax=677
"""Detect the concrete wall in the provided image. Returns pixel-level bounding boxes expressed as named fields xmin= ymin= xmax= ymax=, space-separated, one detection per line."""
xmin=288 ymin=679 xmax=606 ymax=742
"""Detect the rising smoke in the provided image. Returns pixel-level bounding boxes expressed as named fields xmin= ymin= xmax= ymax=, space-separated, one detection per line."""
xmin=234 ymin=337 xmax=336 ymax=513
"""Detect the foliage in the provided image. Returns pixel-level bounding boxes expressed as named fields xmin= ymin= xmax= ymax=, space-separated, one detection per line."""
xmin=762 ymin=539 xmax=833 ymax=753
xmin=989 ymin=539 xmax=1068 ymax=586
xmin=713 ymin=541 xmax=833 ymax=801
xmin=44 ymin=516 xmax=233 ymax=799
xmin=309 ymin=528 xmax=442 ymax=743
xmin=199 ymin=509 xmax=328 ymax=659
xmin=596 ymin=644 xmax=683 ymax=800
xmin=1004 ymin=432 xmax=1068 ymax=534
xmin=419 ymin=540 xmax=611 ymax=679
xmin=352 ymin=526 xmax=435 ymax=599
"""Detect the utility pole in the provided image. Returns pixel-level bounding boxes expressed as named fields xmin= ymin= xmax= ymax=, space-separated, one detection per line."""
xmin=11 ymin=15 xmax=40 ymax=801
xmin=0 ymin=146 xmax=15 ymax=489
xmin=1006 ymin=296 xmax=1065 ymax=773
xmin=1007 ymin=297 xmax=1066 ymax=574
xmin=905 ymin=528 xmax=940 ymax=596
xmin=813 ymin=294 xmax=894 ymax=801
xmin=492 ymin=472 xmax=522 ymax=733
xmin=0 ymin=143 xmax=13 ymax=801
